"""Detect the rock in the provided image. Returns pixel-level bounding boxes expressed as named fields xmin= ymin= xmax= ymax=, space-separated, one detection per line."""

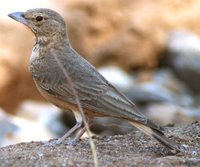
xmin=124 ymin=69 xmax=194 ymax=106
xmin=164 ymin=30 xmax=200 ymax=93
xmin=16 ymin=100 xmax=66 ymax=137
xmin=57 ymin=0 xmax=200 ymax=70
xmin=0 ymin=122 xmax=199 ymax=166
xmin=0 ymin=108 xmax=18 ymax=146
xmin=125 ymin=83 xmax=178 ymax=105
xmin=145 ymin=103 xmax=200 ymax=125
xmin=0 ymin=105 xmax=55 ymax=147
xmin=98 ymin=66 xmax=133 ymax=90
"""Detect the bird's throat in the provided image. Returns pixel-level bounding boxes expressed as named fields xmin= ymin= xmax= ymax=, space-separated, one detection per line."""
xmin=35 ymin=33 xmax=69 ymax=48
xmin=35 ymin=35 xmax=51 ymax=46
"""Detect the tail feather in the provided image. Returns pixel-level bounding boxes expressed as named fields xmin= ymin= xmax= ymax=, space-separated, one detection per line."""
xmin=129 ymin=121 xmax=180 ymax=151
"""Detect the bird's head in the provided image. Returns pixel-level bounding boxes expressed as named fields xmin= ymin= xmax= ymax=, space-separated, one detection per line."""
xmin=8 ymin=8 xmax=67 ymax=43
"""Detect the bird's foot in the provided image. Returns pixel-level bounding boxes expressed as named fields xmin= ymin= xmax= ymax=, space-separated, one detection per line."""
xmin=67 ymin=138 xmax=79 ymax=146
xmin=42 ymin=137 xmax=80 ymax=147
xmin=42 ymin=138 xmax=67 ymax=147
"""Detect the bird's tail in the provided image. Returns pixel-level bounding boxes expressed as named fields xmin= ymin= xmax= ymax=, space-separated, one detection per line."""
xmin=129 ymin=121 xmax=180 ymax=151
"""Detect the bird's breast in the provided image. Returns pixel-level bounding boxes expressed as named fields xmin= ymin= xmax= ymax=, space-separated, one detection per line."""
xmin=29 ymin=45 xmax=40 ymax=72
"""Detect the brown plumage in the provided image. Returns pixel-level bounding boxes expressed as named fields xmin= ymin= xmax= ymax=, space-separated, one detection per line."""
xmin=8 ymin=8 xmax=180 ymax=151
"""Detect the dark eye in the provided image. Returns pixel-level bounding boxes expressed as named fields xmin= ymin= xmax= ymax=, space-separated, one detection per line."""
xmin=36 ymin=16 xmax=43 ymax=22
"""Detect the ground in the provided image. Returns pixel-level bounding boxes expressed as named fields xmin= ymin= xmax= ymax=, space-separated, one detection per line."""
xmin=0 ymin=122 xmax=199 ymax=167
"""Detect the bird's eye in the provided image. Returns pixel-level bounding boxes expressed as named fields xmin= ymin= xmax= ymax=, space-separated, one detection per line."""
xmin=36 ymin=16 xmax=43 ymax=22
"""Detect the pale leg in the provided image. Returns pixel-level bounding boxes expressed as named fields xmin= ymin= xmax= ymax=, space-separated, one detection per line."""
xmin=68 ymin=118 xmax=93 ymax=145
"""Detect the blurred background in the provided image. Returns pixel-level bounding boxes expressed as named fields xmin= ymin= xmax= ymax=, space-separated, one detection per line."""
xmin=0 ymin=0 xmax=200 ymax=147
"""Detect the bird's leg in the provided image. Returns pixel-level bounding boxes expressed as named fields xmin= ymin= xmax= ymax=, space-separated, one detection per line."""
xmin=43 ymin=111 xmax=84 ymax=146
xmin=44 ymin=111 xmax=93 ymax=146
xmin=55 ymin=111 xmax=84 ymax=145
xmin=68 ymin=118 xmax=93 ymax=146
xmin=55 ymin=120 xmax=83 ymax=145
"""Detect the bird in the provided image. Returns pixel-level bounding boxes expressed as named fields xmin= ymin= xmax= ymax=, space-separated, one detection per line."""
xmin=8 ymin=8 xmax=180 ymax=151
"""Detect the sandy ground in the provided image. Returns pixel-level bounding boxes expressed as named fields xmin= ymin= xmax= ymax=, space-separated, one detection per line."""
xmin=0 ymin=122 xmax=199 ymax=167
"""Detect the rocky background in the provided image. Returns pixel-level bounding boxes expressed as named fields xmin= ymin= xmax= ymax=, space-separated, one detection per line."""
xmin=0 ymin=0 xmax=200 ymax=166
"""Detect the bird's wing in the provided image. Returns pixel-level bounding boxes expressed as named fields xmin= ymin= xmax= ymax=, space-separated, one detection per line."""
xmin=73 ymin=78 xmax=162 ymax=131
xmin=31 ymin=52 xmax=161 ymax=131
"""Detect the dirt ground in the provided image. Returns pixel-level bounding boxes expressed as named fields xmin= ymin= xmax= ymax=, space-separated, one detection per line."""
xmin=0 ymin=122 xmax=199 ymax=167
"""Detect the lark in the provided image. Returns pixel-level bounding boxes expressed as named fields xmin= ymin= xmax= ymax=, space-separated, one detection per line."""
xmin=9 ymin=8 xmax=180 ymax=151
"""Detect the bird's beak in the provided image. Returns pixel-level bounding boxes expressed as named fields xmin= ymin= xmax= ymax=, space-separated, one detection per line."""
xmin=8 ymin=12 xmax=28 ymax=25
